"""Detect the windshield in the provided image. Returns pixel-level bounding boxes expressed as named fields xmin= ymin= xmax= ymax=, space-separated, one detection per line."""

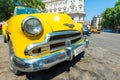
xmin=15 ymin=7 xmax=39 ymax=15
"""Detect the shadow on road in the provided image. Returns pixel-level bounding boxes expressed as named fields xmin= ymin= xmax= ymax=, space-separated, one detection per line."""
xmin=25 ymin=52 xmax=85 ymax=80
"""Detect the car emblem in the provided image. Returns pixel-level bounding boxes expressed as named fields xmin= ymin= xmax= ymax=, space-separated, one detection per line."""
xmin=64 ymin=23 xmax=75 ymax=28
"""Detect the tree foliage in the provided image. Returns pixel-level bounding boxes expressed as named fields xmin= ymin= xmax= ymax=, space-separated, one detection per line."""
xmin=0 ymin=0 xmax=15 ymax=21
xmin=115 ymin=0 xmax=120 ymax=7
xmin=0 ymin=0 xmax=45 ymax=21
xmin=101 ymin=0 xmax=120 ymax=29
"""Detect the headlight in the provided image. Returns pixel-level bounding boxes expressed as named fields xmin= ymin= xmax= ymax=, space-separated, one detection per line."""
xmin=22 ymin=16 xmax=42 ymax=36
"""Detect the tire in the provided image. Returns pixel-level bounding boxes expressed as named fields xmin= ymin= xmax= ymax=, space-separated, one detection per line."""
xmin=8 ymin=40 xmax=21 ymax=75
xmin=98 ymin=32 xmax=100 ymax=34
xmin=3 ymin=36 xmax=7 ymax=43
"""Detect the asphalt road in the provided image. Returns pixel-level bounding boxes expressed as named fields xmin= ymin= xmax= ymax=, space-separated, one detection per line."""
xmin=0 ymin=32 xmax=120 ymax=80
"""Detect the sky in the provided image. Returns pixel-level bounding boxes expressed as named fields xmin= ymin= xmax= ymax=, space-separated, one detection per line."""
xmin=85 ymin=0 xmax=118 ymax=20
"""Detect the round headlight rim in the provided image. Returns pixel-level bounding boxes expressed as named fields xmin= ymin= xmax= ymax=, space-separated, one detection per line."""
xmin=22 ymin=16 xmax=42 ymax=36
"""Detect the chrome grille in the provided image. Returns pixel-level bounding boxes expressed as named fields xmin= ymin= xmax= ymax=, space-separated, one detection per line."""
xmin=47 ymin=30 xmax=82 ymax=52
xmin=49 ymin=33 xmax=81 ymax=41
xmin=71 ymin=37 xmax=81 ymax=44
xmin=50 ymin=42 xmax=65 ymax=52
xmin=25 ymin=30 xmax=82 ymax=56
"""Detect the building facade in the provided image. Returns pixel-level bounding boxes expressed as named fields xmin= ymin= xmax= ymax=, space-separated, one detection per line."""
xmin=91 ymin=15 xmax=102 ymax=30
xmin=83 ymin=20 xmax=91 ymax=26
xmin=43 ymin=0 xmax=85 ymax=23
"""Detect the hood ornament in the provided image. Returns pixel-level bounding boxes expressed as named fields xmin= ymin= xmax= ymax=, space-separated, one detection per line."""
xmin=64 ymin=23 xmax=75 ymax=28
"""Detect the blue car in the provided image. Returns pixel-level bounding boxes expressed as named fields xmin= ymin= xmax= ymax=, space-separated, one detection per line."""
xmin=103 ymin=29 xmax=113 ymax=32
xmin=83 ymin=26 xmax=91 ymax=36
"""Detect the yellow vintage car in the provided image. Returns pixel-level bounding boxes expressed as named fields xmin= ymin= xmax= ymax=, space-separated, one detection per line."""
xmin=2 ymin=6 xmax=89 ymax=75
xmin=90 ymin=26 xmax=101 ymax=34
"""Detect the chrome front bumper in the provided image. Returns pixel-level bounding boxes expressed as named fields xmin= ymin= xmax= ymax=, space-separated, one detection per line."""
xmin=13 ymin=38 xmax=89 ymax=72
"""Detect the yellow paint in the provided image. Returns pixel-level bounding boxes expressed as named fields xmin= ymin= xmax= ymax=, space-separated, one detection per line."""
xmin=3 ymin=11 xmax=83 ymax=59
xmin=91 ymin=26 xmax=98 ymax=33
xmin=2 ymin=22 xmax=7 ymax=37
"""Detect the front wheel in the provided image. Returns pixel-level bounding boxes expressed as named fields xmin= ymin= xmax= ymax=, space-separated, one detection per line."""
xmin=8 ymin=40 xmax=21 ymax=75
xmin=97 ymin=32 xmax=100 ymax=34
xmin=3 ymin=36 xmax=7 ymax=43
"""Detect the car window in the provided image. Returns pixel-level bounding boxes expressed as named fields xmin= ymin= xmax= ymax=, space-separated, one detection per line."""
xmin=15 ymin=7 xmax=39 ymax=15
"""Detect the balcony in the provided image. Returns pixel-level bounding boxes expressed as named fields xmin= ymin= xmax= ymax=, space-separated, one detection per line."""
xmin=67 ymin=11 xmax=86 ymax=15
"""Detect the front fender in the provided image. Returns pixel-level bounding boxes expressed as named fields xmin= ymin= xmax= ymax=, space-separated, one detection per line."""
xmin=2 ymin=22 xmax=8 ymax=42
xmin=7 ymin=15 xmax=52 ymax=59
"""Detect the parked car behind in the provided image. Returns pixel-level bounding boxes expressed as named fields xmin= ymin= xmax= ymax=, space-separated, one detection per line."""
xmin=0 ymin=23 xmax=2 ymax=34
xmin=91 ymin=26 xmax=101 ymax=34
xmin=2 ymin=6 xmax=89 ymax=75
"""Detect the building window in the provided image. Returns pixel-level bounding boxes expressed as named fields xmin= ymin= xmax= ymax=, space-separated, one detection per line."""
xmin=50 ymin=9 xmax=52 ymax=12
xmin=65 ymin=0 xmax=67 ymax=4
xmin=63 ymin=6 xmax=66 ymax=12
xmin=58 ymin=1 xmax=61 ymax=5
xmin=71 ymin=0 xmax=75 ymax=2
xmin=72 ymin=16 xmax=74 ymax=20
xmin=79 ymin=4 xmax=82 ymax=8
xmin=58 ymin=7 xmax=61 ymax=11
xmin=75 ymin=7 xmax=77 ymax=11
xmin=70 ymin=4 xmax=75 ymax=9
xmin=54 ymin=8 xmax=57 ymax=12
xmin=79 ymin=16 xmax=82 ymax=20
xmin=46 ymin=9 xmax=48 ymax=12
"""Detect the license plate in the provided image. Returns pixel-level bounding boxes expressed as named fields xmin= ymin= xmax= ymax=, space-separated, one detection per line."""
xmin=74 ymin=46 xmax=83 ymax=57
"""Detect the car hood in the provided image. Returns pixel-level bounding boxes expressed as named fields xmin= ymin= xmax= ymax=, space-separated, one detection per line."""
xmin=36 ymin=13 xmax=78 ymax=31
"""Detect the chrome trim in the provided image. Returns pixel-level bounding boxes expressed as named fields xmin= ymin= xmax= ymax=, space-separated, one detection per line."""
xmin=48 ymin=30 xmax=81 ymax=38
xmin=6 ymin=30 xmax=11 ymax=35
xmin=63 ymin=23 xmax=75 ymax=28
xmin=15 ymin=30 xmax=89 ymax=72
xmin=24 ymin=42 xmax=49 ymax=56
xmin=44 ymin=34 xmax=51 ymax=43
xmin=13 ymin=51 xmax=69 ymax=72
xmin=84 ymin=35 xmax=89 ymax=48
xmin=25 ymin=30 xmax=82 ymax=55
xmin=12 ymin=40 xmax=89 ymax=72
xmin=71 ymin=36 xmax=81 ymax=44
xmin=22 ymin=16 xmax=42 ymax=36
xmin=48 ymin=35 xmax=81 ymax=43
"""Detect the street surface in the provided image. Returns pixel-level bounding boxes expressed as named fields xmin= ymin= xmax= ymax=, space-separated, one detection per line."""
xmin=0 ymin=32 xmax=120 ymax=80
